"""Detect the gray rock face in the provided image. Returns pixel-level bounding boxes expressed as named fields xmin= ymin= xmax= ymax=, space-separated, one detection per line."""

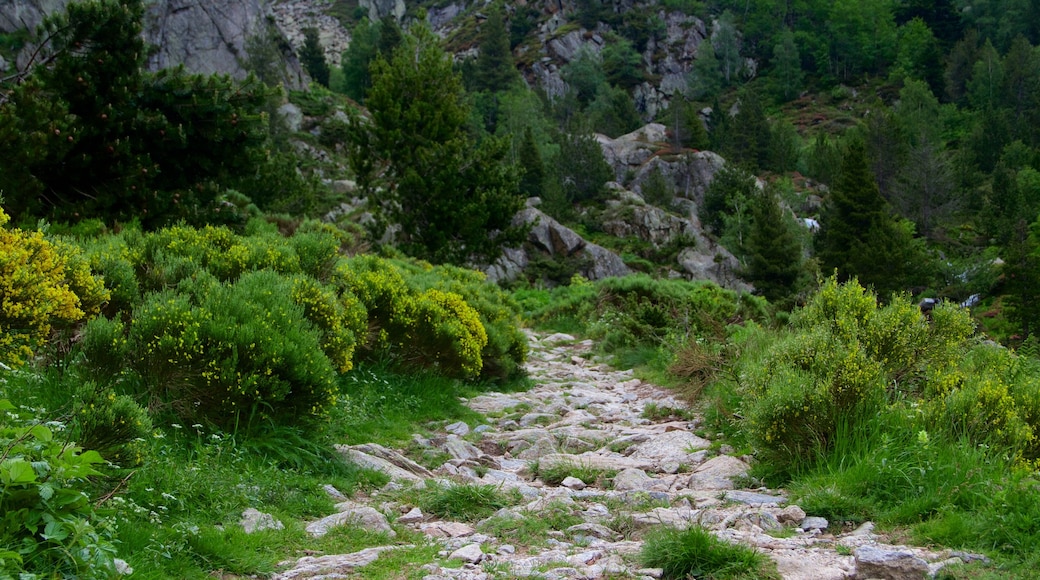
xmin=0 ymin=0 xmax=305 ymax=88
xmin=0 ymin=0 xmax=70 ymax=34
xmin=358 ymin=0 xmax=405 ymax=22
xmin=143 ymin=0 xmax=304 ymax=87
xmin=485 ymin=207 xmax=632 ymax=284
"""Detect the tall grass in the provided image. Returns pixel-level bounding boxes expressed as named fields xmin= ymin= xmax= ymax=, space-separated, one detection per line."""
xmin=640 ymin=526 xmax=777 ymax=580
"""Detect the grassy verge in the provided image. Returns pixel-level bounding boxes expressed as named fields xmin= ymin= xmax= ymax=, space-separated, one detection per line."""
xmin=0 ymin=359 xmax=514 ymax=578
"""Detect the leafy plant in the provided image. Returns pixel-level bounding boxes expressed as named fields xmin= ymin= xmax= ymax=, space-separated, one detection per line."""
xmin=0 ymin=400 xmax=118 ymax=578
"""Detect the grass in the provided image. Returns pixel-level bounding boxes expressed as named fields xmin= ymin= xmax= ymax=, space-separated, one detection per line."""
xmin=329 ymin=364 xmax=487 ymax=446
xmin=640 ymin=526 xmax=779 ymax=580
xmin=641 ymin=401 xmax=695 ymax=422
xmin=535 ymin=460 xmax=616 ymax=487
xmin=478 ymin=500 xmax=583 ymax=547
xmin=411 ymin=481 xmax=520 ymax=522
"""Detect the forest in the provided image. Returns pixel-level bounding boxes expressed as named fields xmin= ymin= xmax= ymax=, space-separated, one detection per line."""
xmin=2 ymin=0 xmax=1040 ymax=578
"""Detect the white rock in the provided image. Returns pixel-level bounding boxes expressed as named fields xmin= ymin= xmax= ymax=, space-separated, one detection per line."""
xmin=239 ymin=508 xmax=284 ymax=534
xmin=561 ymin=476 xmax=587 ymax=490
xmin=449 ymin=543 xmax=485 ymax=564
xmin=306 ymin=507 xmax=395 ymax=538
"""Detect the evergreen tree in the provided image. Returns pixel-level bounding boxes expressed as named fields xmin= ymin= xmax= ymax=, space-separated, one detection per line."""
xmin=341 ymin=18 xmax=381 ymax=102
xmin=714 ymin=11 xmax=744 ymax=84
xmin=587 ymin=84 xmax=641 ymax=138
xmin=700 ymin=165 xmax=757 ymax=236
xmin=602 ymin=39 xmax=644 ymax=90
xmin=346 ymin=23 xmax=528 ymax=265
xmin=944 ymin=29 xmax=980 ymax=105
xmin=688 ymin=40 xmax=722 ymax=100
xmin=815 ymin=141 xmax=927 ymax=297
xmin=769 ymin=28 xmax=804 ymax=102
xmin=300 ymin=28 xmax=330 ymax=87
xmin=518 ymin=126 xmax=545 ymax=198
xmin=1004 ymin=216 xmax=1040 ymax=341
xmin=730 ymin=87 xmax=771 ymax=169
xmin=377 ymin=18 xmax=403 ymax=59
xmin=744 ymin=184 xmax=802 ymax=303
xmin=562 ymin=48 xmax=606 ymax=107
xmin=553 ymin=125 xmax=614 ymax=204
xmin=473 ymin=4 xmax=518 ymax=93
xmin=0 ymin=0 xmax=276 ymax=227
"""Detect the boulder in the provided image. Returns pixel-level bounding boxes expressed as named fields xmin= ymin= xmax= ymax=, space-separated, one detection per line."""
xmin=854 ymin=546 xmax=929 ymax=580
xmin=240 ymin=508 xmax=284 ymax=534
xmin=273 ymin=546 xmax=401 ymax=579
xmin=306 ymin=506 xmax=395 ymax=538
xmin=485 ymin=208 xmax=632 ymax=284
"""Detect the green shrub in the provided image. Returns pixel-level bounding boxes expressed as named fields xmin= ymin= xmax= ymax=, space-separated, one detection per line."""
xmin=396 ymin=261 xmax=528 ymax=382
xmin=928 ymin=344 xmax=1039 ymax=459
xmin=744 ymin=277 xmax=980 ymax=467
xmin=0 ymin=399 xmax=118 ymax=578
xmin=72 ymin=383 xmax=153 ymax=466
xmin=289 ymin=275 xmax=367 ymax=373
xmin=112 ymin=271 xmax=340 ymax=431
xmin=0 ymin=208 xmax=109 ymax=366
xmin=335 ymin=256 xmax=504 ymax=380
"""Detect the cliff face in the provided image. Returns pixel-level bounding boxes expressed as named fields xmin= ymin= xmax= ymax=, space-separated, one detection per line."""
xmin=0 ymin=0 xmax=306 ymax=88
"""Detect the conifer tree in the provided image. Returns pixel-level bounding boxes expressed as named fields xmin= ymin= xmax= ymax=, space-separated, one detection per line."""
xmin=347 ymin=23 xmax=528 ymax=265
xmin=473 ymin=4 xmax=518 ymax=93
xmin=300 ymin=27 xmax=330 ymax=87
xmin=815 ymin=141 xmax=928 ymax=297
xmin=744 ymin=185 xmax=802 ymax=303
xmin=730 ymin=87 xmax=770 ymax=169
xmin=341 ymin=18 xmax=381 ymax=102
xmin=0 ymin=0 xmax=280 ymax=227
xmin=518 ymin=126 xmax=544 ymax=198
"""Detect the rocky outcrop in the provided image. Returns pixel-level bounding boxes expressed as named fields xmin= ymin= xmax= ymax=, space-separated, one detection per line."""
xmin=358 ymin=0 xmax=406 ymax=22
xmin=485 ymin=206 xmax=632 ymax=284
xmin=0 ymin=0 xmax=306 ymax=88
xmin=271 ymin=2 xmax=352 ymax=66
xmin=598 ymin=123 xmax=726 ymax=206
xmin=142 ymin=0 xmax=304 ymax=87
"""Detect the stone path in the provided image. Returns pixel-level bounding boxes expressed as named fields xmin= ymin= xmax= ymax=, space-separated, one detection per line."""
xmin=269 ymin=330 xmax=985 ymax=579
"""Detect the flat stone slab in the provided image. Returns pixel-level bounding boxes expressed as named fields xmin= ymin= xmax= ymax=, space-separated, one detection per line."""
xmin=337 ymin=443 xmax=433 ymax=482
xmin=467 ymin=393 xmax=526 ymax=414
xmin=629 ymin=430 xmax=711 ymax=473
xmin=273 ymin=546 xmax=405 ymax=579
xmin=305 ymin=507 xmax=395 ymax=538
xmin=724 ymin=490 xmax=786 ymax=506
xmin=687 ymin=455 xmax=750 ymax=489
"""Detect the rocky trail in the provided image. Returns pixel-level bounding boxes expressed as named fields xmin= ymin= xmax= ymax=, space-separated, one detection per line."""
xmin=267 ymin=330 xmax=985 ymax=579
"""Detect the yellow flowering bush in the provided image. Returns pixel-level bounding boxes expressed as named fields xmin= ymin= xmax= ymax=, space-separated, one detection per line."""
xmin=745 ymin=277 xmax=981 ymax=464
xmin=335 ymin=256 xmax=506 ymax=379
xmin=0 ymin=208 xmax=108 ymax=366
xmin=289 ymin=275 xmax=367 ymax=372
xmin=95 ymin=271 xmax=339 ymax=430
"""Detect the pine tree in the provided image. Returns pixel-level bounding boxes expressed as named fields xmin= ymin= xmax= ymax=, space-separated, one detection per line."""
xmin=688 ymin=40 xmax=722 ymax=100
xmin=0 ymin=0 xmax=281 ymax=227
xmin=347 ymin=23 xmax=528 ymax=265
xmin=518 ymin=126 xmax=544 ymax=198
xmin=341 ymin=18 xmax=381 ymax=102
xmin=300 ymin=28 xmax=330 ymax=87
xmin=744 ymin=185 xmax=802 ymax=303
xmin=730 ymin=87 xmax=770 ymax=169
xmin=815 ymin=141 xmax=928 ymax=297
xmin=472 ymin=4 xmax=518 ymax=93
xmin=769 ymin=28 xmax=804 ymax=102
